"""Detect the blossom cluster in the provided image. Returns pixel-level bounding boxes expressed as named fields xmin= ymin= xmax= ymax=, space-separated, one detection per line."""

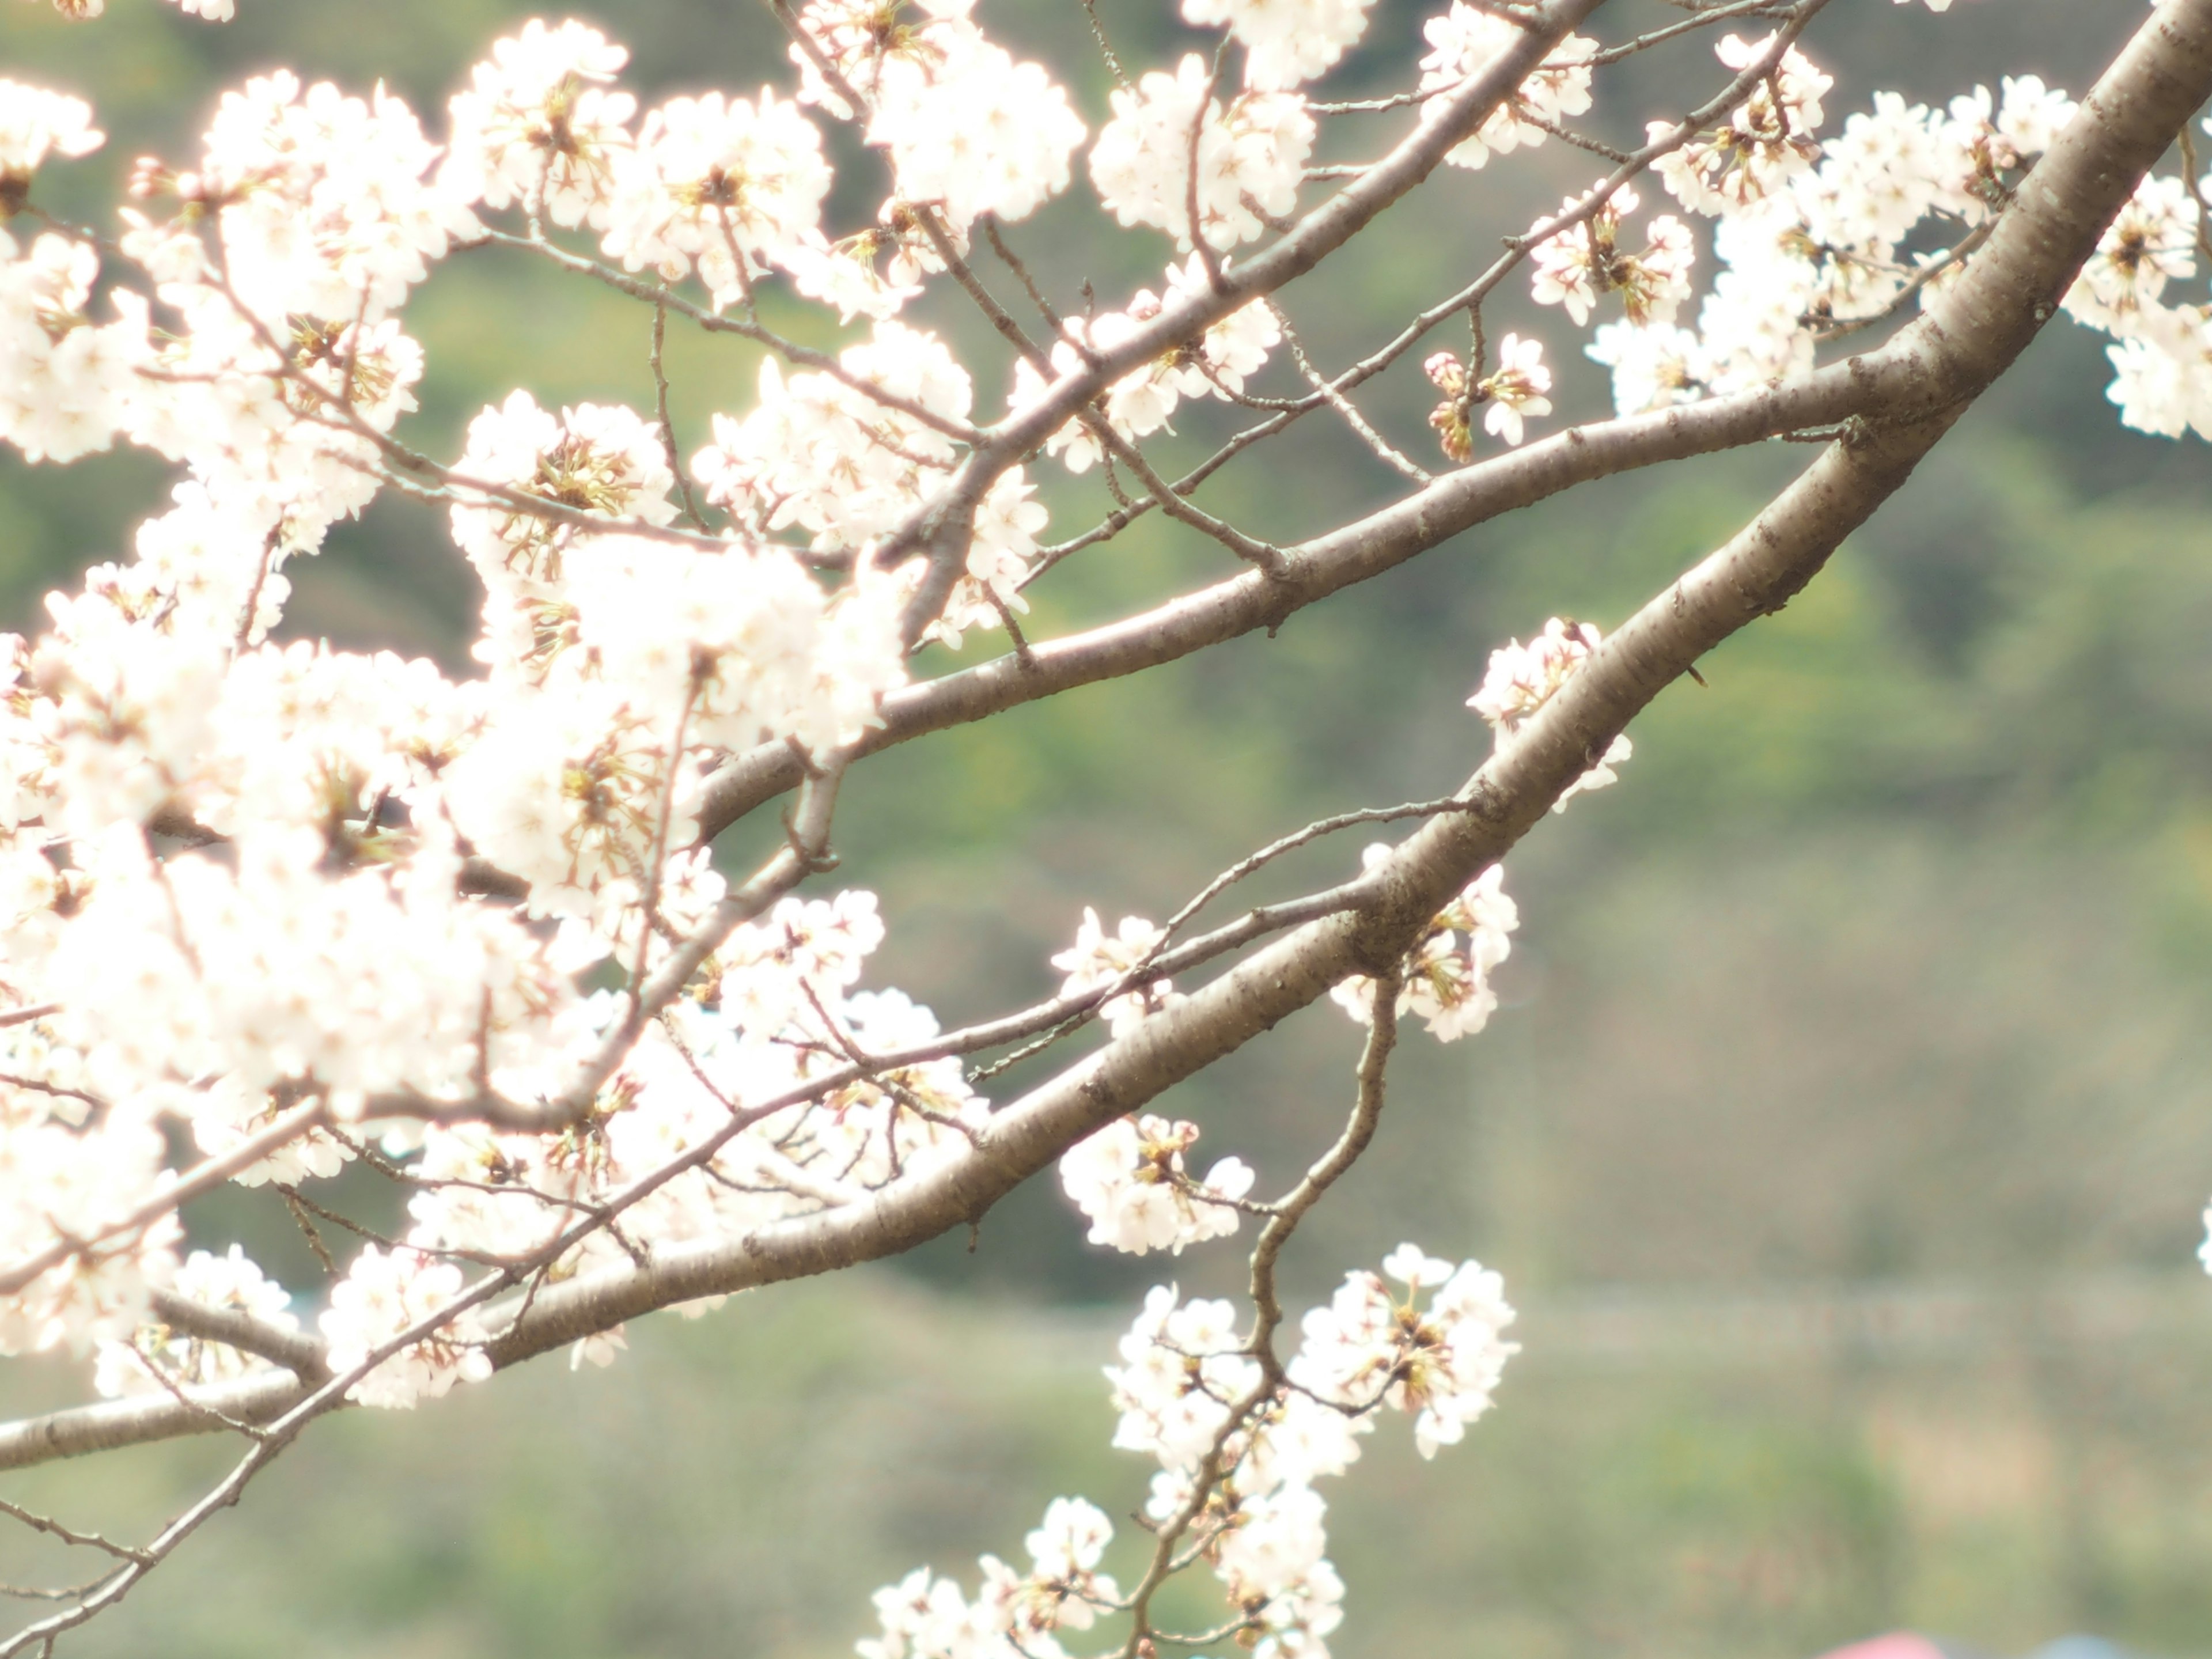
xmin=1058 ymin=1113 xmax=1253 ymax=1255
xmin=0 ymin=0 xmax=2080 ymax=1429
xmin=787 ymin=0 xmax=1086 ymax=253
xmin=862 ymin=1241 xmax=1516 ymax=1659
xmin=1466 ymin=616 xmax=1634 ymax=808
xmin=1049 ymin=904 xmax=1180 ymax=1036
xmin=1417 ymin=4 xmax=1597 ymax=173
xmin=1332 ymin=855 xmax=1519 ymax=1041
xmin=92 ymin=1244 xmax=295 ymax=1397
xmin=1575 ymin=37 xmax=2082 ymax=415
xmin=1091 ymin=56 xmax=1313 ymax=252
xmin=1012 ymin=254 xmax=1284 ymax=472
xmin=1422 ymin=332 xmax=1553 ymax=454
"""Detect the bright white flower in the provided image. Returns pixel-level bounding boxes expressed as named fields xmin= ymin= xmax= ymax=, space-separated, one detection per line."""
xmin=1466 ymin=618 xmax=1631 ymax=810
xmin=450 ymin=389 xmax=677 ymax=606
xmin=2100 ymin=304 xmax=2212 ymax=440
xmin=1430 ymin=335 xmax=1562 ymax=459
xmin=443 ymin=19 xmax=637 ymax=230
xmin=0 ymin=79 xmax=104 ymax=193
xmin=1798 ymin=91 xmax=1942 ymax=252
xmin=320 ymin=1244 xmax=494 ymax=1409
xmin=0 ymin=1097 xmax=179 ymax=1359
xmin=1051 ymin=906 xmax=1180 ymax=1037
xmin=1332 ymin=855 xmax=1517 ymax=1041
xmin=1478 ymin=332 xmax=1551 ymax=446
xmin=1105 ymin=1284 xmax=1260 ymax=1469
xmin=1244 ymin=1556 xmax=1346 ymax=1659
xmin=921 ymin=466 xmax=1051 ymax=650
xmin=1290 ymin=1247 xmax=1520 ymax=1458
xmin=1468 ymin=615 xmax=1599 ymax=734
xmin=1024 ymin=1496 xmax=1113 ymax=1588
xmin=786 ymin=0 xmax=972 ymax=118
xmin=2065 ymin=173 xmax=2199 ymax=331
xmin=1694 ymin=214 xmax=1820 ymax=392
xmin=92 ymin=1243 xmax=296 ymax=1397
xmin=1059 ymin=1113 xmax=1254 ymax=1255
xmin=789 ymin=0 xmax=1087 ymax=234
xmin=1997 ymin=74 xmax=2075 ymax=155
xmin=184 ymin=71 xmax=478 ymax=325
xmin=693 ymin=321 xmax=973 ymax=561
xmin=39 ymin=820 xmax=585 ymax=1119
xmin=1236 ymin=1387 xmax=1372 ymax=1495
xmin=868 ymin=39 xmax=1086 ymax=233
xmin=601 ymin=88 xmax=831 ymax=310
xmin=1529 ymin=185 xmax=1697 ymax=328
xmin=1417 ymin=5 xmax=1596 ymax=172
xmin=1010 ymin=259 xmax=1280 ymax=475
xmin=27 ymin=584 xmax=228 ymax=835
xmin=1183 ymin=0 xmax=1380 ymax=92
xmin=1090 ymin=55 xmax=1312 ymax=251
xmin=1217 ymin=1480 xmax=1330 ymax=1601
xmin=1588 ymin=321 xmax=1707 ymax=415
xmin=970 ymin=1495 xmax=1121 ymax=1642
xmin=1934 ymin=77 xmax=2076 ymax=221
xmin=0 ymin=230 xmax=150 ymax=464
xmin=857 ymin=1567 xmax=979 ymax=1659
xmin=1652 ymin=33 xmax=1832 ymax=216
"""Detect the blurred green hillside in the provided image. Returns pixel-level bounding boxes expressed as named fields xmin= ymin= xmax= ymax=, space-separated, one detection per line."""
xmin=5 ymin=1 xmax=2212 ymax=1657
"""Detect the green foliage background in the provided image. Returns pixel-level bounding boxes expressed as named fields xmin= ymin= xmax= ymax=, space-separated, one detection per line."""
xmin=5 ymin=2 xmax=2212 ymax=1656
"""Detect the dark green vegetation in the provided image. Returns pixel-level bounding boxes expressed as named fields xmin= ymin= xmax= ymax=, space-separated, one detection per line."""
xmin=3 ymin=1 xmax=2211 ymax=1655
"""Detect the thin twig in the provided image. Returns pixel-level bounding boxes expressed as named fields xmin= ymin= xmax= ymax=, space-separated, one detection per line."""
xmin=652 ymin=304 xmax=709 ymax=531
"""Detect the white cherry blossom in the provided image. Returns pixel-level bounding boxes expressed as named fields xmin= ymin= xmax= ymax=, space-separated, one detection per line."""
xmin=1417 ymin=5 xmax=1596 ymax=172
xmin=0 ymin=10 xmax=2204 ymax=1659
xmin=1587 ymin=320 xmax=1708 ymax=415
xmin=1479 ymin=331 xmax=1552 ymax=446
xmin=0 ymin=78 xmax=104 ymax=194
xmin=1183 ymin=0 xmax=1380 ymax=92
xmin=1332 ymin=854 xmax=1517 ymax=1041
xmin=1652 ymin=33 xmax=1832 ymax=217
xmin=443 ymin=18 xmax=638 ymax=230
xmin=601 ymin=88 xmax=831 ymax=310
xmin=1467 ymin=617 xmax=1633 ymax=809
xmin=1105 ymin=1284 xmax=1260 ymax=1469
xmin=1059 ymin=1113 xmax=1254 ymax=1254
xmin=1050 ymin=906 xmax=1180 ymax=1036
xmin=320 ymin=1244 xmax=495 ymax=1409
xmin=2065 ymin=173 xmax=2199 ymax=331
xmin=1090 ymin=55 xmax=1313 ymax=251
xmin=1529 ymin=185 xmax=1697 ymax=328
xmin=93 ymin=1244 xmax=297 ymax=1398
xmin=1290 ymin=1245 xmax=1520 ymax=1457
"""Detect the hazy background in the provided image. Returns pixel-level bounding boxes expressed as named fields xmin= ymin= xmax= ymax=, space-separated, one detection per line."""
xmin=4 ymin=1 xmax=2212 ymax=1656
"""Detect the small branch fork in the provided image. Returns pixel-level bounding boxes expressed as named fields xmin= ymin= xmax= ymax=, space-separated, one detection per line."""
xmin=1115 ymin=969 xmax=1403 ymax=1658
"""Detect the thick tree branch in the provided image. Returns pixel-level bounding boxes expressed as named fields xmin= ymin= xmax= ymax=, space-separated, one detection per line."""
xmin=692 ymin=357 xmax=1887 ymax=841
xmin=143 ymin=1291 xmax=331 ymax=1381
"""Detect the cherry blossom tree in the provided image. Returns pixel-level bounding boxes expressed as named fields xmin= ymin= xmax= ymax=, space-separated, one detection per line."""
xmin=3 ymin=0 xmax=2212 ymax=1653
